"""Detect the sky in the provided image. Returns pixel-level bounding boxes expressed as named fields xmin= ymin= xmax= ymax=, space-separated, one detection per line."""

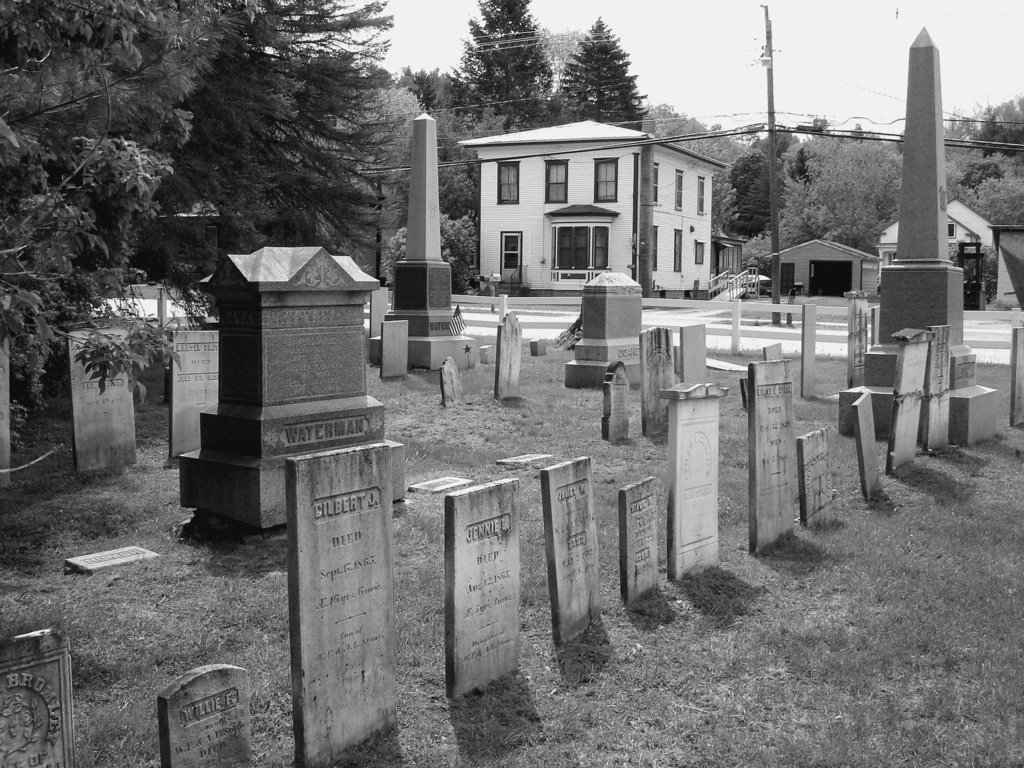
xmin=380 ymin=0 xmax=1024 ymax=133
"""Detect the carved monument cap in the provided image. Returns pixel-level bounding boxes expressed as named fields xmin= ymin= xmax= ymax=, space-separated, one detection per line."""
xmin=659 ymin=382 xmax=729 ymax=400
xmin=583 ymin=272 xmax=642 ymax=295
xmin=206 ymin=246 xmax=379 ymax=295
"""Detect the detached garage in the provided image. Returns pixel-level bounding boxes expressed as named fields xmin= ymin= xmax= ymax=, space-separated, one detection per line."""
xmin=777 ymin=240 xmax=880 ymax=296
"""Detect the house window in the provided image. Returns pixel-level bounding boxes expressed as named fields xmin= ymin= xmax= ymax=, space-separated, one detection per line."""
xmin=697 ymin=176 xmax=706 ymax=214
xmin=498 ymin=162 xmax=519 ymax=204
xmin=653 ymin=163 xmax=659 ymax=204
xmin=694 ymin=240 xmax=705 ymax=265
xmin=652 ymin=225 xmax=658 ymax=271
xmin=673 ymin=229 xmax=683 ymax=271
xmin=552 ymin=225 xmax=610 ymax=269
xmin=501 ymin=232 xmax=522 ymax=271
xmin=594 ymin=159 xmax=618 ymax=202
xmin=675 ymin=170 xmax=684 ymax=210
xmin=947 ymin=222 xmax=956 ymax=238
xmin=545 ymin=160 xmax=567 ymax=203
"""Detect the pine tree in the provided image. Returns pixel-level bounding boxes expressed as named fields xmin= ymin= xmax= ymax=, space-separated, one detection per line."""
xmin=453 ymin=0 xmax=554 ymax=130
xmin=560 ymin=18 xmax=645 ymax=126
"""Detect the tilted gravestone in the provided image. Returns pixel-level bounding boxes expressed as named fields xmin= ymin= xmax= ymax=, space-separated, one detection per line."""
xmin=747 ymin=360 xmax=797 ymax=554
xmin=676 ymin=324 xmax=707 ymax=384
xmin=640 ymin=327 xmax=675 ymax=437
xmin=494 ymin=312 xmax=522 ymax=400
xmin=662 ymin=383 xmax=728 ymax=576
xmin=601 ymin=361 xmax=630 ymax=442
xmin=0 ymin=628 xmax=74 ymax=768
xmin=565 ymin=272 xmax=643 ymax=388
xmin=845 ymin=291 xmax=871 ymax=388
xmin=285 ymin=443 xmax=395 ymax=764
xmin=920 ymin=324 xmax=951 ymax=450
xmin=68 ymin=327 xmax=136 ymax=472
xmin=1012 ymin=326 xmax=1024 ymax=427
xmin=540 ymin=457 xmax=601 ymax=644
xmin=439 ymin=356 xmax=464 ymax=407
xmin=796 ymin=428 xmax=834 ymax=528
xmin=444 ymin=478 xmax=520 ymax=698
xmin=169 ymin=330 xmax=219 ymax=458
xmin=380 ymin=320 xmax=409 ymax=379
xmin=886 ymin=328 xmax=932 ymax=474
xmin=853 ymin=391 xmax=881 ymax=500
xmin=618 ymin=476 xmax=659 ymax=605
xmin=158 ymin=664 xmax=252 ymax=768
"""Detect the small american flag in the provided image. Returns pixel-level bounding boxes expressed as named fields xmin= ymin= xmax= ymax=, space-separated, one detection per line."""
xmin=449 ymin=304 xmax=467 ymax=336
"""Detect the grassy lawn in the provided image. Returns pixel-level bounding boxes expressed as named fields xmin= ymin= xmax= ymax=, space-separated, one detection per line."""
xmin=2 ymin=345 xmax=1023 ymax=767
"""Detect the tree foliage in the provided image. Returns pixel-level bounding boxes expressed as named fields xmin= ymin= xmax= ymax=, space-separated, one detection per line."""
xmin=382 ymin=215 xmax=479 ymax=294
xmin=725 ymin=151 xmax=771 ymax=239
xmin=559 ymin=18 xmax=644 ymax=125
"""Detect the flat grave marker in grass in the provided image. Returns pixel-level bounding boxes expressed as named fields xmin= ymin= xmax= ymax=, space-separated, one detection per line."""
xmin=663 ymin=382 xmax=728 ymax=577
xmin=408 ymin=476 xmax=472 ymax=494
xmin=618 ymin=476 xmax=659 ymax=604
xmin=64 ymin=545 xmax=159 ymax=575
xmin=540 ymin=457 xmax=601 ymax=644
xmin=853 ymin=391 xmax=881 ymax=500
xmin=495 ymin=453 xmax=553 ymax=466
xmin=0 ymin=628 xmax=74 ymax=768
xmin=157 ymin=664 xmax=252 ymax=768
xmin=169 ymin=329 xmax=219 ymax=459
xmin=796 ymin=428 xmax=834 ymax=528
xmin=602 ymin=361 xmax=630 ymax=442
xmin=69 ymin=327 xmax=136 ymax=472
xmin=921 ymin=324 xmax=951 ymax=450
xmin=494 ymin=312 xmax=523 ymax=400
xmin=640 ymin=326 xmax=675 ymax=437
xmin=748 ymin=360 xmax=797 ymax=554
xmin=886 ymin=328 xmax=932 ymax=474
xmin=1013 ymin=326 xmax=1024 ymax=427
xmin=677 ymin=324 xmax=707 ymax=384
xmin=286 ymin=442 xmax=395 ymax=765
xmin=439 ymin=356 xmax=464 ymax=407
xmin=444 ymin=478 xmax=520 ymax=698
xmin=381 ymin=320 xmax=409 ymax=379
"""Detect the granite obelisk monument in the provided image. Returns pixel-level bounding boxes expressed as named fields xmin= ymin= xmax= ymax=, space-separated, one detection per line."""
xmin=387 ymin=114 xmax=475 ymax=370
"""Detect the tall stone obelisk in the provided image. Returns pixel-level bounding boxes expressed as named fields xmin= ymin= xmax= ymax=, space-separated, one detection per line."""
xmin=860 ymin=29 xmax=996 ymax=444
xmin=386 ymin=114 xmax=476 ymax=370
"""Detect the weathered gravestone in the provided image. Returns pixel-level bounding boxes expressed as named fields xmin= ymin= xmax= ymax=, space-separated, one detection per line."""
xmin=366 ymin=287 xmax=389 ymax=367
xmin=444 ymin=478 xmax=520 ymax=698
xmin=639 ymin=327 xmax=675 ymax=437
xmin=478 ymin=345 xmax=495 ymax=365
xmin=565 ymin=273 xmax=643 ymax=388
xmin=65 ymin=545 xmax=159 ymax=574
xmin=761 ymin=343 xmax=783 ymax=361
xmin=852 ymin=392 xmax=881 ymax=500
xmin=618 ymin=476 xmax=659 ymax=605
xmin=169 ymin=330 xmax=219 ymax=458
xmin=796 ymin=429 xmax=834 ymax=528
xmin=662 ymin=383 xmax=728 ymax=576
xmin=530 ymin=339 xmax=546 ymax=357
xmin=0 ymin=335 xmax=9 ymax=489
xmin=179 ymin=246 xmax=388 ymax=529
xmin=886 ymin=328 xmax=932 ymax=474
xmin=676 ymin=324 xmax=707 ymax=384
xmin=494 ymin=312 xmax=522 ymax=400
xmin=68 ymin=327 xmax=136 ymax=472
xmin=285 ymin=443 xmax=395 ymax=765
xmin=845 ymin=291 xmax=871 ymax=388
xmin=748 ymin=360 xmax=797 ymax=554
xmin=158 ymin=664 xmax=252 ymax=768
xmin=439 ymin=356 xmax=464 ymax=407
xmin=380 ymin=320 xmax=409 ymax=379
xmin=801 ymin=303 xmax=817 ymax=398
xmin=920 ymin=324 xmax=951 ymax=450
xmin=0 ymin=628 xmax=74 ymax=768
xmin=540 ymin=457 xmax=601 ymax=644
xmin=602 ymin=361 xmax=630 ymax=442
xmin=1012 ymin=326 xmax=1024 ymax=426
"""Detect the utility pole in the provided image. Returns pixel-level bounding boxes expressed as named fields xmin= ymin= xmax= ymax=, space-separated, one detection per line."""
xmin=638 ymin=144 xmax=654 ymax=297
xmin=762 ymin=5 xmax=783 ymax=324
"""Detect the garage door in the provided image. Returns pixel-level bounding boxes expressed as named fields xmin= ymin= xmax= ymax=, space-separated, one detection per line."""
xmin=809 ymin=261 xmax=852 ymax=296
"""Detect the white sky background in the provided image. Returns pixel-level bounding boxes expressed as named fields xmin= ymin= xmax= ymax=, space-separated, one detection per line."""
xmin=381 ymin=0 xmax=1024 ymax=132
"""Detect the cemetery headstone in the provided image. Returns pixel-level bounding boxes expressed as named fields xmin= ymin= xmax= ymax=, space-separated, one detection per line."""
xmin=761 ymin=343 xmax=783 ymax=361
xmin=479 ymin=345 xmax=495 ymax=365
xmin=366 ymin=286 xmax=389 ymax=366
xmin=158 ymin=664 xmax=252 ymax=768
xmin=886 ymin=328 xmax=932 ymax=474
xmin=844 ymin=291 xmax=870 ymax=387
xmin=640 ymin=327 xmax=675 ymax=437
xmin=0 ymin=336 xmax=8 ymax=489
xmin=285 ymin=443 xmax=395 ymax=764
xmin=747 ymin=360 xmax=797 ymax=554
xmin=800 ymin=303 xmax=817 ymax=398
xmin=530 ymin=339 xmax=546 ymax=356
xmin=796 ymin=429 xmax=834 ymax=527
xmin=0 ymin=628 xmax=74 ymax=768
xmin=540 ymin=457 xmax=601 ymax=644
xmin=381 ymin=320 xmax=409 ymax=379
xmin=662 ymin=382 xmax=728 ymax=576
xmin=601 ymin=361 xmax=630 ymax=442
xmin=676 ymin=324 xmax=707 ymax=384
xmin=1012 ymin=326 xmax=1024 ymax=426
xmin=920 ymin=324 xmax=951 ymax=450
xmin=444 ymin=479 xmax=520 ymax=698
xmin=68 ymin=327 xmax=136 ymax=472
xmin=65 ymin=545 xmax=159 ymax=574
xmin=739 ymin=377 xmax=748 ymax=409
xmin=565 ymin=272 xmax=643 ymax=387
xmin=169 ymin=330 xmax=219 ymax=458
xmin=439 ymin=356 xmax=464 ymax=407
xmin=853 ymin=392 xmax=881 ymax=500
xmin=618 ymin=476 xmax=659 ymax=605
xmin=494 ymin=312 xmax=522 ymax=400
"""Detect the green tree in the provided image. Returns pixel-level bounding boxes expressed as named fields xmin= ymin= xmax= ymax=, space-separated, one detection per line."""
xmin=560 ymin=18 xmax=645 ymax=125
xmin=725 ymin=151 xmax=771 ymax=239
xmin=452 ymin=0 xmax=553 ymax=130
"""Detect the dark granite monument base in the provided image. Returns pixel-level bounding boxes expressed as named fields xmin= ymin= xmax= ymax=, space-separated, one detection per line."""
xmin=565 ymin=359 xmax=641 ymax=389
xmin=874 ymin=262 xmax=965 ymax=343
xmin=565 ymin=336 xmax=642 ymax=389
xmin=368 ymin=336 xmax=381 ymax=366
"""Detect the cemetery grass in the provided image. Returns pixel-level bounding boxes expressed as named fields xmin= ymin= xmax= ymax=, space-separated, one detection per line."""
xmin=3 ymin=349 xmax=1024 ymax=767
